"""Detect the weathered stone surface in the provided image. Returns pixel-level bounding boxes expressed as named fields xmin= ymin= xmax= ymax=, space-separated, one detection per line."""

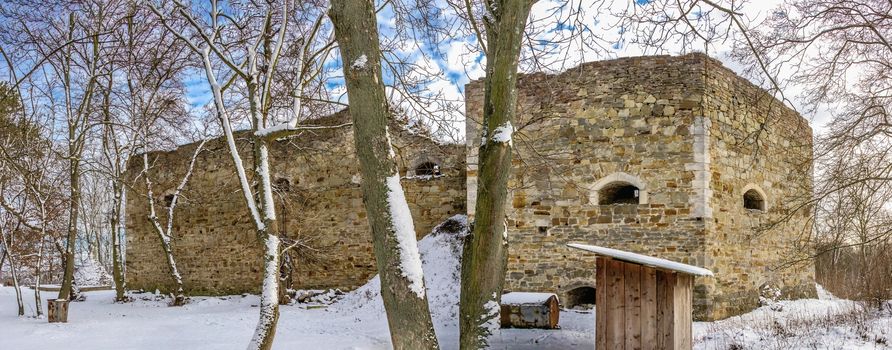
xmin=465 ymin=53 xmax=815 ymax=321
xmin=126 ymin=54 xmax=816 ymax=322
xmin=125 ymin=111 xmax=466 ymax=295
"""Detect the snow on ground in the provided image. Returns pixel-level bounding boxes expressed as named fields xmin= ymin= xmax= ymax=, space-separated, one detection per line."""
xmin=74 ymin=253 xmax=113 ymax=287
xmin=694 ymin=286 xmax=892 ymax=349
xmin=0 ymin=215 xmax=593 ymax=349
xmin=0 ymin=216 xmax=889 ymax=349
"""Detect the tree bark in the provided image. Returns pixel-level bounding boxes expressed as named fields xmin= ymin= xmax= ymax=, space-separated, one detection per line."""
xmin=59 ymin=152 xmax=80 ymax=301
xmin=246 ymin=56 xmax=281 ymax=350
xmin=0 ymin=246 xmax=6 ymax=281
xmin=329 ymin=1 xmax=440 ymax=349
xmin=1 ymin=230 xmax=24 ymax=316
xmin=459 ymin=0 xmax=534 ymax=348
xmin=33 ymin=225 xmax=44 ymax=317
xmin=111 ymin=189 xmax=126 ymax=301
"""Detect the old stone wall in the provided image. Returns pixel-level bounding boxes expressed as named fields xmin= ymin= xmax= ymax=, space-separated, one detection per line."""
xmin=125 ymin=112 xmax=466 ymax=294
xmin=698 ymin=57 xmax=816 ymax=319
xmin=465 ymin=53 xmax=815 ymax=320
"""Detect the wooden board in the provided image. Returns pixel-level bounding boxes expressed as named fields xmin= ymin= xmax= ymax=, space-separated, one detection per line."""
xmin=673 ymin=274 xmax=693 ymax=349
xmin=607 ymin=258 xmax=626 ymax=350
xmin=596 ymin=257 xmax=608 ymax=349
xmin=656 ymin=270 xmax=676 ymax=349
xmin=640 ymin=266 xmax=658 ymax=350
xmin=624 ymin=263 xmax=642 ymax=350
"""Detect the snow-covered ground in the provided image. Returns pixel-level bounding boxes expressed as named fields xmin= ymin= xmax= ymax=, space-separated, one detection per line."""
xmin=694 ymin=287 xmax=892 ymax=349
xmin=0 ymin=216 xmax=889 ymax=349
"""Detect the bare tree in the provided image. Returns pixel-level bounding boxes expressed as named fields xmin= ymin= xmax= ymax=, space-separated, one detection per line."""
xmin=328 ymin=0 xmax=442 ymax=348
xmin=147 ymin=1 xmax=339 ymax=347
xmin=0 ymin=82 xmax=64 ymax=317
xmin=0 ymin=210 xmax=25 ymax=316
xmin=0 ymin=1 xmax=129 ymax=302
xmin=139 ymin=139 xmax=207 ymax=306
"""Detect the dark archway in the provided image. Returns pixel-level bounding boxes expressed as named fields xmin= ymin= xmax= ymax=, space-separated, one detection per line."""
xmin=598 ymin=182 xmax=640 ymax=205
xmin=565 ymin=286 xmax=596 ymax=308
xmin=743 ymin=189 xmax=765 ymax=211
xmin=415 ymin=161 xmax=440 ymax=176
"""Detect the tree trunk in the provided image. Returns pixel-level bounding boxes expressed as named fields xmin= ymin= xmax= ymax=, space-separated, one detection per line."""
xmin=0 ymin=247 xmax=6 ymax=281
xmin=329 ymin=2 xmax=439 ymax=349
xmin=247 ymin=230 xmax=280 ymax=350
xmin=59 ymin=156 xmax=80 ymax=301
xmin=142 ymin=153 xmax=188 ymax=306
xmin=459 ymin=1 xmax=534 ymax=348
xmin=111 ymin=190 xmax=126 ymax=301
xmin=34 ymin=231 xmax=44 ymax=317
xmin=246 ymin=66 xmax=281 ymax=350
xmin=1 ymin=231 xmax=24 ymax=316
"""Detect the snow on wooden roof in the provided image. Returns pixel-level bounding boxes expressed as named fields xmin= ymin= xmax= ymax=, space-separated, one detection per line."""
xmin=501 ymin=292 xmax=558 ymax=305
xmin=567 ymin=243 xmax=714 ymax=276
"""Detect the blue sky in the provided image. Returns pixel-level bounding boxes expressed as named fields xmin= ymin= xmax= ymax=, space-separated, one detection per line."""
xmin=182 ymin=0 xmax=832 ymax=136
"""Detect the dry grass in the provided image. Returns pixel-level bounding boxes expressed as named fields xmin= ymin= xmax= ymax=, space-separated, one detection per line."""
xmin=696 ymin=300 xmax=891 ymax=349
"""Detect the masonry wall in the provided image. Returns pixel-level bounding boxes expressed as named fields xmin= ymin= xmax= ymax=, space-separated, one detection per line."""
xmin=465 ymin=53 xmax=815 ymax=321
xmin=125 ymin=112 xmax=466 ymax=295
xmin=698 ymin=57 xmax=816 ymax=319
xmin=466 ymin=55 xmax=711 ymax=313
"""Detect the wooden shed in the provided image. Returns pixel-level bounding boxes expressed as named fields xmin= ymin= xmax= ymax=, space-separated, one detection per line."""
xmin=568 ymin=243 xmax=713 ymax=350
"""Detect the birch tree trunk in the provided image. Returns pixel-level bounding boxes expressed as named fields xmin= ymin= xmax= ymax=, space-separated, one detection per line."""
xmin=33 ymin=223 xmax=44 ymax=317
xmin=329 ymin=1 xmax=439 ymax=348
xmin=1 ymin=230 xmax=24 ymax=316
xmin=110 ymin=188 xmax=125 ymax=301
xmin=142 ymin=161 xmax=186 ymax=305
xmin=141 ymin=138 xmax=206 ymax=306
xmin=245 ymin=50 xmax=281 ymax=350
xmin=459 ymin=0 xmax=534 ymax=348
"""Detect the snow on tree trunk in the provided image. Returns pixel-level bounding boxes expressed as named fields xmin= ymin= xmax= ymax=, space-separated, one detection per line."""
xmin=33 ymin=230 xmax=44 ymax=317
xmin=459 ymin=0 xmax=534 ymax=348
xmin=329 ymin=1 xmax=440 ymax=348
xmin=111 ymin=192 xmax=126 ymax=302
xmin=141 ymin=139 xmax=206 ymax=306
xmin=247 ymin=233 xmax=280 ymax=350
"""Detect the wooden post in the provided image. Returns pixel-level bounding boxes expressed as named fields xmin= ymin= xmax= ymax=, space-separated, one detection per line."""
xmin=47 ymin=299 xmax=69 ymax=323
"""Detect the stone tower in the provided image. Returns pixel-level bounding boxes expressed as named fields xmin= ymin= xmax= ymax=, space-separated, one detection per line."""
xmin=465 ymin=53 xmax=816 ymax=321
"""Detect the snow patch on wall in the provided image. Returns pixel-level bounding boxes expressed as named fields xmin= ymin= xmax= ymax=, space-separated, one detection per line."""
xmin=384 ymin=174 xmax=426 ymax=298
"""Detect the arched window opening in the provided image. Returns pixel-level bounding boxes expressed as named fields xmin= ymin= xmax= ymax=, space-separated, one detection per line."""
xmin=565 ymin=286 xmax=596 ymax=308
xmin=415 ymin=161 xmax=441 ymax=176
xmin=743 ymin=189 xmax=765 ymax=211
xmin=598 ymin=182 xmax=640 ymax=205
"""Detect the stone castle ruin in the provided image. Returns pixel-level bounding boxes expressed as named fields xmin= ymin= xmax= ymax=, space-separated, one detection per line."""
xmin=125 ymin=53 xmax=815 ymax=321
xmin=125 ymin=111 xmax=466 ymax=295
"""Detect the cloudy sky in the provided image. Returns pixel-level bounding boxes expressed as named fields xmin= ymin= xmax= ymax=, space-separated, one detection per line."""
xmin=183 ymin=0 xmax=832 ymax=138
